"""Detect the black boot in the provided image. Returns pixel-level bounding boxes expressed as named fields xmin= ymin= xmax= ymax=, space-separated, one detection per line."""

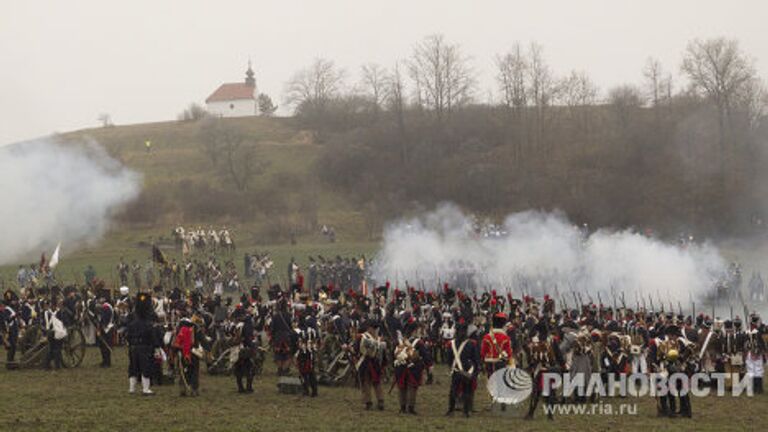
xmin=525 ymin=395 xmax=539 ymax=420
xmin=236 ymin=375 xmax=245 ymax=393
xmin=464 ymin=392 xmax=474 ymax=418
xmin=377 ymin=400 xmax=385 ymax=411
xmin=365 ymin=402 xmax=373 ymax=410
xmin=546 ymin=394 xmax=555 ymax=420
xmin=445 ymin=396 xmax=456 ymax=416
xmin=246 ymin=374 xmax=254 ymax=393
xmin=408 ymin=406 xmax=417 ymax=415
xmin=399 ymin=405 xmax=406 ymax=414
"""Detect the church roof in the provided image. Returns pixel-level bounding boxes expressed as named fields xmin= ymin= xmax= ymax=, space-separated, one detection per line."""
xmin=205 ymin=83 xmax=255 ymax=103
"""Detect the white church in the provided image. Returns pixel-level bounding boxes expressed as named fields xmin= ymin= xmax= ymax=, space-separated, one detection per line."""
xmin=205 ymin=63 xmax=259 ymax=117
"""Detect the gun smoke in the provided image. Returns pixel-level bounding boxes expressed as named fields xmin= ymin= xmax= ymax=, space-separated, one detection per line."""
xmin=0 ymin=138 xmax=141 ymax=265
xmin=372 ymin=204 xmax=728 ymax=306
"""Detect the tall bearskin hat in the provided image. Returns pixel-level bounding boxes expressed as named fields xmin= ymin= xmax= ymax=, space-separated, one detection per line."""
xmin=135 ymin=292 xmax=153 ymax=319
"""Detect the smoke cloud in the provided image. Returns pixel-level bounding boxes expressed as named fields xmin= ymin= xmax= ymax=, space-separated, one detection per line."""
xmin=372 ymin=204 xmax=727 ymax=305
xmin=0 ymin=138 xmax=141 ymax=265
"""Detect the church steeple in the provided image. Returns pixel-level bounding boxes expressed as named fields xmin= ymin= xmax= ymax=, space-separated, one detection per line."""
xmin=245 ymin=60 xmax=255 ymax=87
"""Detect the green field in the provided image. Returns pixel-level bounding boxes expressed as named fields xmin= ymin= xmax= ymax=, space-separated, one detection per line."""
xmin=0 ymin=346 xmax=764 ymax=432
xmin=0 ymin=231 xmax=377 ymax=293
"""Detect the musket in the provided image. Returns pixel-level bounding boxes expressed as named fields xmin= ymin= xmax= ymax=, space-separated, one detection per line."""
xmin=737 ymin=289 xmax=749 ymax=321
xmin=649 ymin=295 xmax=655 ymax=313
xmin=677 ymin=301 xmax=683 ymax=317
xmin=597 ymin=292 xmax=604 ymax=323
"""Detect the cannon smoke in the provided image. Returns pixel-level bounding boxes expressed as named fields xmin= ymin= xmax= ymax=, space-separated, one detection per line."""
xmin=0 ymin=138 xmax=141 ymax=266
xmin=371 ymin=204 xmax=728 ymax=306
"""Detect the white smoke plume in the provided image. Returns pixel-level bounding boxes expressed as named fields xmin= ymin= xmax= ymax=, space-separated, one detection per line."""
xmin=0 ymin=138 xmax=141 ymax=265
xmin=372 ymin=204 xmax=727 ymax=306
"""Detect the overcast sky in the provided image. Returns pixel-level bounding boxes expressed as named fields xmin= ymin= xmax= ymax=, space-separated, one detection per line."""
xmin=1 ymin=0 xmax=766 ymax=146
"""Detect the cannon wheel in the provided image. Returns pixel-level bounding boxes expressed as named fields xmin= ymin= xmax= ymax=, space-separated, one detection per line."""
xmin=61 ymin=327 xmax=86 ymax=368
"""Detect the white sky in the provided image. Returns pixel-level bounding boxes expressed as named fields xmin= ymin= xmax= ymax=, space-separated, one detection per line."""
xmin=1 ymin=0 xmax=766 ymax=145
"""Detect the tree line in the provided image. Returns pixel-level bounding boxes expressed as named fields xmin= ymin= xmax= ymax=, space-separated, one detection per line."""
xmin=283 ymin=35 xmax=767 ymax=238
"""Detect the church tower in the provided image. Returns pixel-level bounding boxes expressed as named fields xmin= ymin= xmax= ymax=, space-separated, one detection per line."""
xmin=245 ymin=61 xmax=256 ymax=87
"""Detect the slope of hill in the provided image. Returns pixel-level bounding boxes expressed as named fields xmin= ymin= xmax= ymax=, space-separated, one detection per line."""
xmin=57 ymin=116 xmax=368 ymax=245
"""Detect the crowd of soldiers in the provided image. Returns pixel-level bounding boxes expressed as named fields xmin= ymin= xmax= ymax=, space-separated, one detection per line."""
xmin=2 ymin=253 xmax=768 ymax=420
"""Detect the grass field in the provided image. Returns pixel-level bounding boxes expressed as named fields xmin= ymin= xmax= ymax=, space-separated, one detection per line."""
xmin=0 ymin=346 xmax=765 ymax=432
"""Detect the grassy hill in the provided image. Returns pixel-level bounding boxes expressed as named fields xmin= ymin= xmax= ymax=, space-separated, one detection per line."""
xmin=0 ymin=116 xmax=379 ymax=285
xmin=57 ymin=116 xmax=369 ymax=245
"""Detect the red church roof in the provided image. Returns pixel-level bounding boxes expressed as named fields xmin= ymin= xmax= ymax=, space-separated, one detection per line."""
xmin=205 ymin=83 xmax=255 ymax=103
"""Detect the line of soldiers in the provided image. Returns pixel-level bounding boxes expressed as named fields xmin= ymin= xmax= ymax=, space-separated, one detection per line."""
xmin=2 ymin=276 xmax=767 ymax=420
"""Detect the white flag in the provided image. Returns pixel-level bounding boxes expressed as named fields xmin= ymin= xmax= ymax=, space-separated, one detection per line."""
xmin=49 ymin=243 xmax=61 ymax=269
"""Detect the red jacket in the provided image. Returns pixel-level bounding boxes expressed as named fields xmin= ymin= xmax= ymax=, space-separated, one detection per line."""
xmin=481 ymin=329 xmax=512 ymax=362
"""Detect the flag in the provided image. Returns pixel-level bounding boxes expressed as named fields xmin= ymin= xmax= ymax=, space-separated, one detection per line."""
xmin=152 ymin=245 xmax=168 ymax=266
xmin=49 ymin=243 xmax=61 ymax=269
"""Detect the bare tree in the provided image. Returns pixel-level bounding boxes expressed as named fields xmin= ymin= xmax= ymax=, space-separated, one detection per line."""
xmin=732 ymin=77 xmax=767 ymax=132
xmin=408 ymin=34 xmax=475 ymax=122
xmin=284 ymin=58 xmax=345 ymax=112
xmin=681 ymin=38 xmax=756 ymax=148
xmin=177 ymin=103 xmax=208 ymax=122
xmin=199 ymin=118 xmax=266 ymax=190
xmin=559 ymin=71 xmax=598 ymax=110
xmin=526 ymin=43 xmax=559 ymax=150
xmin=496 ymin=43 xmax=528 ymax=111
xmin=360 ymin=63 xmax=389 ymax=113
xmin=558 ymin=70 xmax=599 ymax=135
xmin=608 ymin=84 xmax=644 ymax=131
xmin=385 ymin=62 xmax=409 ymax=163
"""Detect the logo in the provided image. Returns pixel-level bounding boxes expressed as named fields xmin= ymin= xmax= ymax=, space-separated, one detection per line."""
xmin=487 ymin=367 xmax=533 ymax=404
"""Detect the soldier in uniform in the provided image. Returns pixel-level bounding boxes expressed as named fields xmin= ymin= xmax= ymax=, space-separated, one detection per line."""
xmin=355 ymin=320 xmax=387 ymax=410
xmin=525 ymin=321 xmax=560 ymax=420
xmin=271 ymin=299 xmax=295 ymax=376
xmin=745 ymin=314 xmax=766 ymax=394
xmin=233 ymin=305 xmax=256 ymax=393
xmin=0 ymin=292 xmax=21 ymax=369
xmin=481 ymin=312 xmax=514 ymax=410
xmin=127 ymin=293 xmax=157 ymax=395
xmin=172 ymin=312 xmax=203 ymax=397
xmin=393 ymin=318 xmax=430 ymax=415
xmin=481 ymin=312 xmax=514 ymax=375
xmin=722 ymin=319 xmax=746 ymax=388
xmin=295 ymin=314 xmax=319 ymax=397
xmin=43 ymin=298 xmax=67 ymax=370
xmin=117 ymin=258 xmax=129 ymax=287
xmin=96 ymin=296 xmax=115 ymax=367
xmin=84 ymin=265 xmax=97 ymax=287
xmin=446 ymin=320 xmax=481 ymax=417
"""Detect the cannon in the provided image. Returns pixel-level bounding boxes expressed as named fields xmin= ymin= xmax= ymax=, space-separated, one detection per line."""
xmin=3 ymin=324 xmax=86 ymax=369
